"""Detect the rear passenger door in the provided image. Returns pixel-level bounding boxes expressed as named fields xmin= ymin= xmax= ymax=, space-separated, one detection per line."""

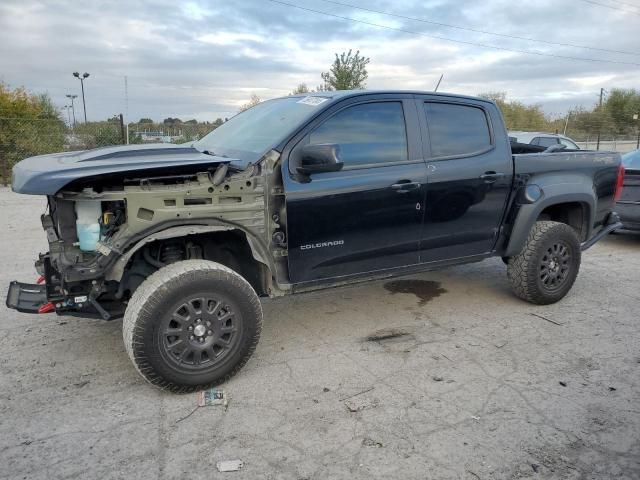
xmin=417 ymin=97 xmax=513 ymax=262
xmin=283 ymin=95 xmax=427 ymax=283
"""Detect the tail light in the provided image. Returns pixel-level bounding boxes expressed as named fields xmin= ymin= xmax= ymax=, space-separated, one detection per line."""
xmin=614 ymin=164 xmax=625 ymax=202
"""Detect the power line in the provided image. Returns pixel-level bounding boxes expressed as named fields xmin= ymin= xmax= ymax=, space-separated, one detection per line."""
xmin=316 ymin=0 xmax=639 ymax=57
xmin=606 ymin=0 xmax=640 ymax=9
xmin=577 ymin=0 xmax=640 ymax=15
xmin=266 ymin=0 xmax=640 ymax=67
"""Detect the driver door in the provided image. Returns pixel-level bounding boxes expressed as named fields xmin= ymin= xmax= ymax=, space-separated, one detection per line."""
xmin=282 ymin=95 xmax=428 ymax=284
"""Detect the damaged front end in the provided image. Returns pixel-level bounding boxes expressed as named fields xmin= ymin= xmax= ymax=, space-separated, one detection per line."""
xmin=7 ymin=149 xmax=289 ymax=320
xmin=7 ymin=191 xmax=130 ymax=319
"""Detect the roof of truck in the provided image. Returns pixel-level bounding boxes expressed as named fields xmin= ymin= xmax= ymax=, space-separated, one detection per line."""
xmin=286 ymin=90 xmax=495 ymax=104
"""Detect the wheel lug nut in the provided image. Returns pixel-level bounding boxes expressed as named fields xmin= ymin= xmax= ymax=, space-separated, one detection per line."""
xmin=188 ymin=326 xmax=193 ymax=331
xmin=190 ymin=335 xmax=194 ymax=340
xmin=199 ymin=337 xmax=204 ymax=343
xmin=207 ymin=330 xmax=212 ymax=335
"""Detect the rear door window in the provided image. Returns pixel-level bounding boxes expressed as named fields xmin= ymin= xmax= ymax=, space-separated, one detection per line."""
xmin=533 ymin=136 xmax=559 ymax=147
xmin=424 ymin=103 xmax=492 ymax=158
xmin=559 ymin=138 xmax=579 ymax=149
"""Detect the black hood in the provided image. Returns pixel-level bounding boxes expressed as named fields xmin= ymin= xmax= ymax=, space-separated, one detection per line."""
xmin=12 ymin=143 xmax=246 ymax=195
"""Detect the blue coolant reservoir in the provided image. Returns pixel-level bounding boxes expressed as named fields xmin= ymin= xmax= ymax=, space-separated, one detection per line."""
xmin=75 ymin=200 xmax=102 ymax=251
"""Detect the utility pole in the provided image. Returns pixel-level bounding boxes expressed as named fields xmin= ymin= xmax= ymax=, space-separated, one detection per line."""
xmin=634 ymin=113 xmax=639 ymax=149
xmin=124 ymin=76 xmax=129 ymax=123
xmin=73 ymin=72 xmax=90 ymax=123
xmin=596 ymin=87 xmax=605 ymax=151
xmin=563 ymin=112 xmax=571 ymax=136
xmin=65 ymin=94 xmax=78 ymax=126
xmin=119 ymin=114 xmax=126 ymax=145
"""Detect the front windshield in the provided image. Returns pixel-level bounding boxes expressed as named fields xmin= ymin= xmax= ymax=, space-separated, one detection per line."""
xmin=194 ymin=96 xmax=329 ymax=164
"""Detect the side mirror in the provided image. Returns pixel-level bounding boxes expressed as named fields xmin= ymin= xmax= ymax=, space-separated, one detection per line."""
xmin=296 ymin=144 xmax=344 ymax=175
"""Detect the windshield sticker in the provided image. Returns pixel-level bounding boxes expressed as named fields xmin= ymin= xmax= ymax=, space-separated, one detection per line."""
xmin=297 ymin=96 xmax=329 ymax=106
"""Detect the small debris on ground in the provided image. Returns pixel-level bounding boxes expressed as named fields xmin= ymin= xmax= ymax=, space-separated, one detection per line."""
xmin=529 ymin=312 xmax=563 ymax=326
xmin=365 ymin=327 xmax=412 ymax=342
xmin=197 ymin=388 xmax=227 ymax=407
xmin=559 ymin=381 xmax=567 ymax=387
xmin=216 ymin=459 xmax=243 ymax=472
xmin=362 ymin=437 xmax=383 ymax=448
xmin=73 ymin=380 xmax=90 ymax=388
xmin=609 ymin=386 xmax=617 ymax=391
xmin=345 ymin=396 xmax=379 ymax=413
xmin=432 ymin=375 xmax=444 ymax=382
xmin=471 ymin=415 xmax=481 ymax=421
xmin=323 ymin=387 xmax=330 ymax=392
xmin=339 ymin=386 xmax=374 ymax=402
xmin=531 ymin=463 xmax=540 ymax=473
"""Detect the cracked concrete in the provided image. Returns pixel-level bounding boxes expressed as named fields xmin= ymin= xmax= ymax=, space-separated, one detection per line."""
xmin=0 ymin=187 xmax=639 ymax=479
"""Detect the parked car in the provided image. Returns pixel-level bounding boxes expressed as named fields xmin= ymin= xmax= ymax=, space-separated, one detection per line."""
xmin=616 ymin=149 xmax=640 ymax=232
xmin=7 ymin=90 xmax=623 ymax=392
xmin=509 ymin=131 xmax=580 ymax=150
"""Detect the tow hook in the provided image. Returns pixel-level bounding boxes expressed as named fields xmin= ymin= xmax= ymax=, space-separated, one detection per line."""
xmin=37 ymin=302 xmax=55 ymax=314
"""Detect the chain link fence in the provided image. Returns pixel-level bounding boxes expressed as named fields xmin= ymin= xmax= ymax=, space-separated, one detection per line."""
xmin=2 ymin=116 xmax=639 ymax=186
xmin=0 ymin=118 xmax=217 ymax=185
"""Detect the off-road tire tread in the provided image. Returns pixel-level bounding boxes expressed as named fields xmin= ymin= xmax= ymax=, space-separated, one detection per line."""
xmin=123 ymin=260 xmax=262 ymax=393
xmin=507 ymin=221 xmax=581 ymax=305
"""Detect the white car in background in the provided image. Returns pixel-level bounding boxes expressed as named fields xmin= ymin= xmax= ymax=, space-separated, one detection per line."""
xmin=509 ymin=131 xmax=580 ymax=150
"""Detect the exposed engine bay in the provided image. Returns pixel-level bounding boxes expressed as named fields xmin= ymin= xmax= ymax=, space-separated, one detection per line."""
xmin=37 ymin=152 xmax=287 ymax=319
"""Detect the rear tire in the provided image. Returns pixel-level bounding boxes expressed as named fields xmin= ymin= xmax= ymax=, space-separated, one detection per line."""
xmin=507 ymin=221 xmax=581 ymax=305
xmin=123 ymin=260 xmax=262 ymax=393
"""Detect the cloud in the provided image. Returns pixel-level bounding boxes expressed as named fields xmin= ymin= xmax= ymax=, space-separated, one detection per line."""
xmin=0 ymin=0 xmax=638 ymax=121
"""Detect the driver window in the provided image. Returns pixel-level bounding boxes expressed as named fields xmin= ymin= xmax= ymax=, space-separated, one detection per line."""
xmin=307 ymin=102 xmax=408 ymax=167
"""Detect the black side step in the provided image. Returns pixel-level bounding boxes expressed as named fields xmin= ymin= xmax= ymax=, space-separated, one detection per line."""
xmin=6 ymin=281 xmax=47 ymax=313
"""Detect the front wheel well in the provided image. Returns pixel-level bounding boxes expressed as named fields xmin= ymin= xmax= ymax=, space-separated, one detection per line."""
xmin=537 ymin=202 xmax=589 ymax=241
xmin=120 ymin=230 xmax=271 ymax=299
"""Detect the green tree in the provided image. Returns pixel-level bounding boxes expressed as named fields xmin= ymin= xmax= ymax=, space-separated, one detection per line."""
xmin=138 ymin=118 xmax=153 ymax=123
xmin=0 ymin=83 xmax=65 ymax=182
xmin=603 ymin=89 xmax=640 ymax=135
xmin=320 ymin=50 xmax=370 ymax=91
xmin=163 ymin=117 xmax=182 ymax=126
xmin=479 ymin=92 xmax=547 ymax=131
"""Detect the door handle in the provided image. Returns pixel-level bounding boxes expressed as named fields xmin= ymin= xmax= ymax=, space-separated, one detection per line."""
xmin=479 ymin=172 xmax=505 ymax=183
xmin=391 ymin=181 xmax=420 ymax=192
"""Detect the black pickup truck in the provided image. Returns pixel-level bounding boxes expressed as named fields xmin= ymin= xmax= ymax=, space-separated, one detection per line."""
xmin=7 ymin=91 xmax=624 ymax=392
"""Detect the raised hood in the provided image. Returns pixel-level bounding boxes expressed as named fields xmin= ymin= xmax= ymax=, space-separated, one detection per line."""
xmin=12 ymin=143 xmax=246 ymax=195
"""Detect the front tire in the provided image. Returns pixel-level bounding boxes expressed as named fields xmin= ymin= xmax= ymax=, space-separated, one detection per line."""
xmin=123 ymin=260 xmax=262 ymax=393
xmin=507 ymin=221 xmax=581 ymax=305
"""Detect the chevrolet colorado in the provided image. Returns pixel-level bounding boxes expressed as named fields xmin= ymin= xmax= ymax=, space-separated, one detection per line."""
xmin=6 ymin=91 xmax=624 ymax=392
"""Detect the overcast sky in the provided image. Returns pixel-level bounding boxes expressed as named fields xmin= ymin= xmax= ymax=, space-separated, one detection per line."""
xmin=1 ymin=0 xmax=638 ymax=122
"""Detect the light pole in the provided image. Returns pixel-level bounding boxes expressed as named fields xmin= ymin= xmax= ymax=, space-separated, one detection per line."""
xmin=65 ymin=94 xmax=78 ymax=126
xmin=634 ymin=113 xmax=639 ymax=150
xmin=72 ymin=72 xmax=90 ymax=123
xmin=64 ymin=105 xmax=72 ymax=127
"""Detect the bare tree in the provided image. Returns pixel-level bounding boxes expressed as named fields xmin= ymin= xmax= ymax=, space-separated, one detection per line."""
xmin=239 ymin=94 xmax=261 ymax=112
xmin=290 ymin=83 xmax=310 ymax=95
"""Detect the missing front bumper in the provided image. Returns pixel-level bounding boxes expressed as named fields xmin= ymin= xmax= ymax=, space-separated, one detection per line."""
xmin=6 ymin=281 xmax=48 ymax=313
